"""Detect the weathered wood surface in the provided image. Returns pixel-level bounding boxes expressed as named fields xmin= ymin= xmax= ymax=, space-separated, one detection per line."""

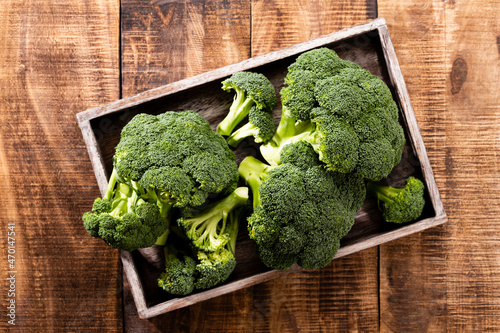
xmin=2 ymin=0 xmax=500 ymax=332
xmin=378 ymin=0 xmax=500 ymax=332
xmin=0 ymin=0 xmax=122 ymax=332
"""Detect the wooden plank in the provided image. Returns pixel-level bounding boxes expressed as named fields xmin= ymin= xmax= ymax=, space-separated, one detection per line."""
xmin=250 ymin=1 xmax=380 ymax=331
xmin=120 ymin=0 xmax=254 ymax=331
xmin=379 ymin=0 xmax=500 ymax=331
xmin=121 ymin=0 xmax=251 ymax=97
xmin=0 ymin=0 xmax=121 ymax=331
xmin=440 ymin=0 xmax=500 ymax=330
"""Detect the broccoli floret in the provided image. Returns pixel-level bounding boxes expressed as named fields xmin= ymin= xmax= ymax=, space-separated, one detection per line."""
xmin=82 ymin=168 xmax=170 ymax=251
xmin=226 ymin=106 xmax=276 ymax=147
xmin=177 ymin=187 xmax=249 ymax=252
xmin=114 ymin=110 xmax=239 ymax=207
xmin=83 ymin=110 xmax=240 ymax=251
xmin=239 ymin=142 xmax=366 ymax=270
xmin=260 ymin=48 xmax=406 ymax=181
xmin=158 ymin=240 xmax=197 ymax=296
xmin=194 ymin=246 xmax=237 ymax=290
xmin=217 ymin=71 xmax=277 ymax=136
xmin=158 ymin=189 xmax=246 ymax=295
xmin=367 ymin=176 xmax=425 ymax=224
xmin=287 ymin=47 xmax=360 ymax=80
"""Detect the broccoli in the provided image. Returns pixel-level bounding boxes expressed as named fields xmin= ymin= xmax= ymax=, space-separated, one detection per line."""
xmin=177 ymin=187 xmax=249 ymax=252
xmin=158 ymin=188 xmax=247 ymax=294
xmin=216 ymin=71 xmax=277 ymax=136
xmin=260 ymin=48 xmax=405 ymax=181
xmin=115 ymin=111 xmax=239 ymax=207
xmin=158 ymin=240 xmax=197 ymax=296
xmin=83 ymin=110 xmax=240 ymax=251
xmin=239 ymin=142 xmax=366 ymax=270
xmin=226 ymin=106 xmax=276 ymax=147
xmin=367 ymin=176 xmax=426 ymax=224
xmin=82 ymin=168 xmax=170 ymax=251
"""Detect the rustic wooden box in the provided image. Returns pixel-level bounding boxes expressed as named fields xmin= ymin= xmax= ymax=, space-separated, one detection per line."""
xmin=76 ymin=18 xmax=446 ymax=319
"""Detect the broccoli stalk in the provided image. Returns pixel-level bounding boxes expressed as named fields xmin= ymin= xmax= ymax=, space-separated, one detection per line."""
xmin=367 ymin=176 xmax=426 ymax=224
xmin=238 ymin=156 xmax=274 ymax=209
xmin=217 ymin=72 xmax=277 ymax=137
xmin=177 ymin=187 xmax=248 ymax=252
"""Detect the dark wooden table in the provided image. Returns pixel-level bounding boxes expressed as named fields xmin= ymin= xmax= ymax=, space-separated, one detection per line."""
xmin=1 ymin=0 xmax=499 ymax=332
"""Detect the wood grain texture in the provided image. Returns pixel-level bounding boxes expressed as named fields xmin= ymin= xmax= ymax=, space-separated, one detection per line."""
xmin=121 ymin=0 xmax=251 ymax=97
xmin=379 ymin=0 xmax=500 ymax=332
xmin=0 ymin=0 xmax=122 ymax=332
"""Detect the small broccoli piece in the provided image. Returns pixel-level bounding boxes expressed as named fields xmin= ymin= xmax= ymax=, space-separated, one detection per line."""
xmin=239 ymin=142 xmax=366 ymax=270
xmin=82 ymin=168 xmax=170 ymax=251
xmin=193 ymin=203 xmax=242 ymax=289
xmin=260 ymin=49 xmax=406 ymax=181
xmin=226 ymin=106 xmax=276 ymax=147
xmin=158 ymin=240 xmax=197 ymax=296
xmin=177 ymin=187 xmax=249 ymax=252
xmin=367 ymin=176 xmax=426 ymax=224
xmin=158 ymin=191 xmax=246 ymax=295
xmin=217 ymin=71 xmax=277 ymax=136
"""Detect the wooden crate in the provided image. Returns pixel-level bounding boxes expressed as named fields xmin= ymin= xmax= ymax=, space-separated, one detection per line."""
xmin=76 ymin=18 xmax=446 ymax=319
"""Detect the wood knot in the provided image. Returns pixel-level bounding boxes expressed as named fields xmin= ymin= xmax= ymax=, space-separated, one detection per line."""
xmin=450 ymin=58 xmax=467 ymax=95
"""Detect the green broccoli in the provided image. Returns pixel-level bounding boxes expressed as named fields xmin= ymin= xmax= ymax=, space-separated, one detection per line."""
xmin=158 ymin=188 xmax=247 ymax=294
xmin=158 ymin=240 xmax=197 ymax=296
xmin=367 ymin=176 xmax=426 ymax=224
xmin=239 ymin=142 xmax=366 ymax=270
xmin=177 ymin=187 xmax=249 ymax=252
xmin=217 ymin=71 xmax=277 ymax=136
xmin=83 ymin=110 xmax=240 ymax=251
xmin=226 ymin=106 xmax=276 ymax=147
xmin=260 ymin=48 xmax=405 ymax=181
xmin=82 ymin=168 xmax=170 ymax=251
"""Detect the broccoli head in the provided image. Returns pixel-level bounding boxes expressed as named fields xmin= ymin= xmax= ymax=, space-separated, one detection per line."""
xmin=114 ymin=110 xmax=239 ymax=208
xmin=367 ymin=176 xmax=426 ymax=224
xmin=260 ymin=48 xmax=406 ymax=181
xmin=82 ymin=168 xmax=170 ymax=251
xmin=239 ymin=142 xmax=366 ymax=270
xmin=158 ymin=240 xmax=197 ymax=296
xmin=217 ymin=71 xmax=277 ymax=136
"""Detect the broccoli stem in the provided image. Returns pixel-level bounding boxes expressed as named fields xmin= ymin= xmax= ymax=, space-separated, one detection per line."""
xmin=238 ymin=156 xmax=274 ymax=208
xmin=104 ymin=168 xmax=118 ymax=201
xmin=192 ymin=188 xmax=248 ymax=231
xmin=225 ymin=209 xmax=240 ymax=255
xmin=155 ymin=228 xmax=170 ymax=246
xmin=366 ymin=182 xmax=400 ymax=203
xmin=226 ymin=122 xmax=259 ymax=147
xmin=217 ymin=88 xmax=254 ymax=136
xmin=260 ymin=119 xmax=314 ymax=165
